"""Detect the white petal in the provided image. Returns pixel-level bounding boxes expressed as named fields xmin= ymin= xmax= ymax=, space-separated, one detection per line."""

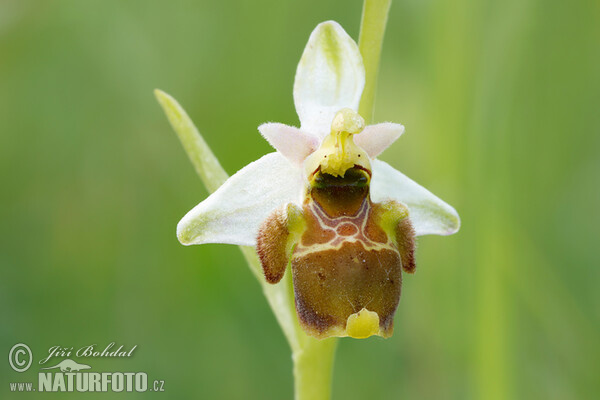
xmin=258 ymin=123 xmax=319 ymax=166
xmin=177 ymin=153 xmax=304 ymax=246
xmin=355 ymin=123 xmax=405 ymax=158
xmin=370 ymin=160 xmax=460 ymax=236
xmin=294 ymin=21 xmax=365 ymax=138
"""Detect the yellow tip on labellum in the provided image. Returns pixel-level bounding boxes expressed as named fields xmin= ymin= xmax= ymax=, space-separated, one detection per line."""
xmin=304 ymin=108 xmax=371 ymax=180
xmin=345 ymin=308 xmax=380 ymax=339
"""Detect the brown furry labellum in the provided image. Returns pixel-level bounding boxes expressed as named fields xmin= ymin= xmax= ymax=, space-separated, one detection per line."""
xmin=257 ymin=166 xmax=416 ymax=339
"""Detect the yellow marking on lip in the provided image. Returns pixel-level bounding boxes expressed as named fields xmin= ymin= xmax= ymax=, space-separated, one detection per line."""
xmin=293 ymin=240 xmax=396 ymax=257
xmin=346 ymin=308 xmax=380 ymax=339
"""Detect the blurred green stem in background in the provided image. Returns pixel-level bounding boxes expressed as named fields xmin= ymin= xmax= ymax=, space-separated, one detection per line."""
xmin=358 ymin=0 xmax=392 ymax=124
xmin=154 ymin=1 xmax=391 ymax=398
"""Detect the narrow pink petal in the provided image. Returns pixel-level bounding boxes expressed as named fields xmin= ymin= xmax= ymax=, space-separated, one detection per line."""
xmin=355 ymin=123 xmax=405 ymax=158
xmin=258 ymin=123 xmax=320 ymax=165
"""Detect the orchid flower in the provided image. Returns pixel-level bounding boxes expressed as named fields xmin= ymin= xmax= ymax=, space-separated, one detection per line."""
xmin=172 ymin=21 xmax=459 ymax=340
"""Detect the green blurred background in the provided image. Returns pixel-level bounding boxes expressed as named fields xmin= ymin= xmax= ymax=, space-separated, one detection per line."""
xmin=1 ymin=0 xmax=598 ymax=399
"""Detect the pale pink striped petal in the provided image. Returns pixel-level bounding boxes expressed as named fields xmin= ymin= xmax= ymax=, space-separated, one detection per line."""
xmin=355 ymin=123 xmax=405 ymax=158
xmin=258 ymin=123 xmax=319 ymax=165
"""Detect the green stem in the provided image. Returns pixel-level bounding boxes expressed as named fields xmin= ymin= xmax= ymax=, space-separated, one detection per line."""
xmin=293 ymin=338 xmax=338 ymax=400
xmin=358 ymin=0 xmax=392 ymax=124
xmin=240 ymin=246 xmax=304 ymax=352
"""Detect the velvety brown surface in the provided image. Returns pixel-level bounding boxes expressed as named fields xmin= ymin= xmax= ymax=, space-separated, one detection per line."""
xmin=396 ymin=217 xmax=416 ymax=273
xmin=292 ymin=242 xmax=402 ymax=336
xmin=364 ymin=203 xmax=390 ymax=244
xmin=300 ymin=204 xmax=337 ymax=247
xmin=257 ymin=207 xmax=289 ymax=284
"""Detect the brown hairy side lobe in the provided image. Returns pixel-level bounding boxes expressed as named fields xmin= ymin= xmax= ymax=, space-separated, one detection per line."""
xmin=256 ymin=207 xmax=290 ymax=284
xmin=396 ymin=217 xmax=416 ymax=273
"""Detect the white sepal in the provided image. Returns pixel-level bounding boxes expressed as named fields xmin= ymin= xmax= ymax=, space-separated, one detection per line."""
xmin=370 ymin=160 xmax=460 ymax=236
xmin=177 ymin=153 xmax=303 ymax=246
xmin=293 ymin=21 xmax=365 ymax=139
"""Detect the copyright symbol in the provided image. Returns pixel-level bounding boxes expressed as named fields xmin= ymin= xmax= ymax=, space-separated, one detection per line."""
xmin=9 ymin=343 xmax=32 ymax=372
